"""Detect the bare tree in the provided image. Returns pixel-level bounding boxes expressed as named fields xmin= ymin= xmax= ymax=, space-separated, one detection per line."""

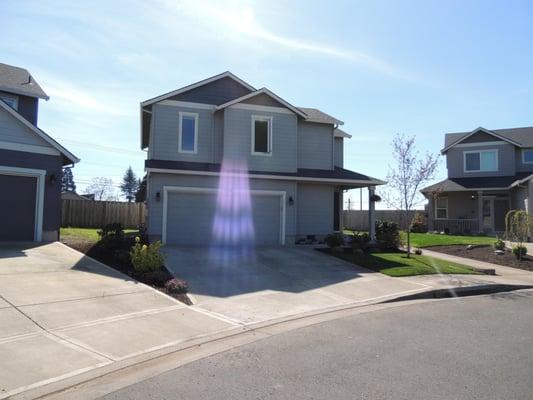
xmin=382 ymin=134 xmax=439 ymax=257
xmin=86 ymin=177 xmax=116 ymax=201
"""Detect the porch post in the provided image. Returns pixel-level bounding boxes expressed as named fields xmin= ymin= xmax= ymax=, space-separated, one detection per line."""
xmin=427 ymin=195 xmax=435 ymax=231
xmin=477 ymin=190 xmax=483 ymax=234
xmin=369 ymin=187 xmax=376 ymax=241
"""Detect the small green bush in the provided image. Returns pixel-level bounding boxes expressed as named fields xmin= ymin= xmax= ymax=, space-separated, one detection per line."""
xmin=375 ymin=220 xmax=400 ymax=250
xmin=512 ymin=245 xmax=527 ymax=260
xmin=97 ymin=223 xmax=125 ymax=250
xmin=130 ymin=238 xmax=165 ymax=273
xmin=325 ymin=233 xmax=344 ymax=249
xmin=351 ymin=232 xmax=370 ymax=249
xmin=410 ymin=212 xmax=428 ymax=233
xmin=164 ymin=278 xmax=189 ymax=294
xmin=493 ymin=239 xmax=505 ymax=251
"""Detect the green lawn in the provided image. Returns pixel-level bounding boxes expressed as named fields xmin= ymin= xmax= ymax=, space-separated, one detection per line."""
xmin=332 ymin=250 xmax=479 ymax=277
xmin=403 ymin=232 xmax=496 ymax=248
xmin=60 ymin=227 xmax=137 ymax=242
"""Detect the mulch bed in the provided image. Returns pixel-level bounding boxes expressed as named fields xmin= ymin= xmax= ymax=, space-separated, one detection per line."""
xmin=426 ymin=245 xmax=533 ymax=272
xmin=62 ymin=237 xmax=192 ymax=305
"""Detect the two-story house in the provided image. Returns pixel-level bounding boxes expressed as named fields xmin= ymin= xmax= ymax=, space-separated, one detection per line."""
xmin=0 ymin=62 xmax=78 ymax=241
xmin=140 ymin=72 xmax=384 ymax=246
xmin=422 ymin=126 xmax=533 ymax=235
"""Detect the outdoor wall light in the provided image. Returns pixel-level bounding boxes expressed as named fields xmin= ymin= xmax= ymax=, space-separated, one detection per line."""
xmin=49 ymin=174 xmax=56 ymax=185
xmin=288 ymin=196 xmax=294 ymax=206
xmin=155 ymin=191 xmax=161 ymax=201
xmin=370 ymin=194 xmax=381 ymax=202
xmin=471 ymin=194 xmax=475 ymax=200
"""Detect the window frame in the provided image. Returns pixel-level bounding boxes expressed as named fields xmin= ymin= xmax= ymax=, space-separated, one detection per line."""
xmin=435 ymin=197 xmax=448 ymax=220
xmin=0 ymin=94 xmax=18 ymax=110
xmin=522 ymin=149 xmax=533 ymax=164
xmin=463 ymin=149 xmax=498 ymax=173
xmin=178 ymin=111 xmax=199 ymax=154
xmin=251 ymin=115 xmax=273 ymax=156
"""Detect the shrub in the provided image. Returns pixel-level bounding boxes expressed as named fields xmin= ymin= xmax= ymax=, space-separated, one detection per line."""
xmin=375 ymin=220 xmax=400 ymax=250
xmin=410 ymin=212 xmax=428 ymax=233
xmin=130 ymin=238 xmax=165 ymax=273
xmin=512 ymin=245 xmax=527 ymax=260
xmin=164 ymin=278 xmax=189 ymax=294
xmin=351 ymin=232 xmax=371 ymax=249
xmin=493 ymin=239 xmax=505 ymax=251
xmin=325 ymin=233 xmax=344 ymax=249
xmin=97 ymin=223 xmax=125 ymax=250
xmin=414 ymin=248 xmax=423 ymax=255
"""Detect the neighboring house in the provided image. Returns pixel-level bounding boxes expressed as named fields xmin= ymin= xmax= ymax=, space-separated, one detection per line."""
xmin=61 ymin=191 xmax=92 ymax=201
xmin=140 ymin=72 xmax=384 ymax=246
xmin=422 ymin=126 xmax=533 ymax=235
xmin=0 ymin=63 xmax=79 ymax=241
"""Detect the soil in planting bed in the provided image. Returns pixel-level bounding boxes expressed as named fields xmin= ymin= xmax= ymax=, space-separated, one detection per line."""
xmin=426 ymin=245 xmax=533 ymax=272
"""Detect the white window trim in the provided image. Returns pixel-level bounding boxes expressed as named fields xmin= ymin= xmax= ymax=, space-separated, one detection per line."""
xmin=435 ymin=197 xmax=448 ymax=220
xmin=178 ymin=111 xmax=199 ymax=154
xmin=0 ymin=94 xmax=18 ymax=110
xmin=0 ymin=165 xmax=45 ymax=241
xmin=251 ymin=115 xmax=273 ymax=156
xmin=522 ymin=149 xmax=533 ymax=164
xmin=463 ymin=149 xmax=499 ymax=173
xmin=161 ymin=186 xmax=286 ymax=245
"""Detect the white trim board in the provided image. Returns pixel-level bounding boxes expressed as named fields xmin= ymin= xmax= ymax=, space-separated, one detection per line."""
xmin=441 ymin=127 xmax=522 ymax=153
xmin=251 ymin=115 xmax=273 ymax=156
xmin=453 ymin=141 xmax=509 ymax=148
xmin=0 ymin=101 xmax=79 ymax=164
xmin=146 ymin=167 xmax=386 ymax=186
xmin=161 ymin=186 xmax=286 ymax=245
xmin=158 ymin=100 xmax=215 ymax=110
xmin=463 ymin=149 xmax=499 ymax=173
xmin=228 ymin=103 xmax=295 ymax=115
xmin=0 ymin=165 xmax=45 ymax=241
xmin=178 ymin=111 xmax=199 ymax=154
xmin=0 ymin=140 xmax=61 ymax=156
xmin=521 ymin=149 xmax=533 ymax=164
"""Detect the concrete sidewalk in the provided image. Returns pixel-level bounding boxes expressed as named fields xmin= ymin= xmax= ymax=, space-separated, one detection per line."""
xmin=0 ymin=243 xmax=238 ymax=399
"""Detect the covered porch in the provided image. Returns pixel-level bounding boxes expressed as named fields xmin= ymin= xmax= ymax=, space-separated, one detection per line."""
xmin=426 ymin=190 xmax=510 ymax=235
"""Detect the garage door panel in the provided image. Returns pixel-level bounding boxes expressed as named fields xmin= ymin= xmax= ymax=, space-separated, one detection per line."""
xmin=165 ymin=191 xmax=282 ymax=246
xmin=0 ymin=174 xmax=36 ymax=241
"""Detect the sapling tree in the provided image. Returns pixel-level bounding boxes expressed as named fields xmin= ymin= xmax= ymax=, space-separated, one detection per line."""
xmin=505 ymin=210 xmax=532 ymax=260
xmin=382 ymin=134 xmax=439 ymax=257
xmin=86 ymin=177 xmax=116 ymax=201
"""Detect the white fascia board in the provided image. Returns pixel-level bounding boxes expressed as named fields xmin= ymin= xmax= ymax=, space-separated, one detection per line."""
xmin=0 ymin=101 xmax=79 ymax=163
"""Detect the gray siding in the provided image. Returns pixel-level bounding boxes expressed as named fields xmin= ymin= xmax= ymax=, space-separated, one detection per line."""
xmin=0 ymin=106 xmax=53 ymax=148
xmin=334 ymin=137 xmax=343 ymax=167
xmin=446 ymin=143 xmax=515 ymax=178
xmin=213 ymin=111 xmax=224 ymax=163
xmin=0 ymin=91 xmax=38 ymax=125
xmin=0 ymin=149 xmax=62 ymax=239
xmin=151 ymin=103 xmax=215 ymax=163
xmin=147 ymin=173 xmax=297 ymax=240
xmin=297 ymin=121 xmax=333 ymax=170
xmin=169 ymin=77 xmax=251 ymax=105
xmin=223 ymin=107 xmax=298 ymax=173
xmin=297 ymin=184 xmax=333 ymax=235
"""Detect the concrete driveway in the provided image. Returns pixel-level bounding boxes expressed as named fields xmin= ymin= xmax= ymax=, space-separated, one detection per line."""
xmin=164 ymin=246 xmax=429 ymax=324
xmin=0 ymin=242 xmax=236 ymax=399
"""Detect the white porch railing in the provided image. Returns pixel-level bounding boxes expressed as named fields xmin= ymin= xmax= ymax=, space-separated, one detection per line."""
xmin=434 ymin=219 xmax=479 ymax=234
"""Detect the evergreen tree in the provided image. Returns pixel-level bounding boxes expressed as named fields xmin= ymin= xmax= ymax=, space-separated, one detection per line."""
xmin=135 ymin=175 xmax=147 ymax=203
xmin=61 ymin=167 xmax=76 ymax=192
xmin=120 ymin=166 xmax=139 ymax=202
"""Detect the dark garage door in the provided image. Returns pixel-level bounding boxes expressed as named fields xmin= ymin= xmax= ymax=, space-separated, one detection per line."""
xmin=0 ymin=174 xmax=37 ymax=241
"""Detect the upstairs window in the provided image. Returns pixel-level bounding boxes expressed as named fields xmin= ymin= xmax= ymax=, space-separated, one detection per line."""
xmin=0 ymin=94 xmax=18 ymax=110
xmin=523 ymin=149 xmax=533 ymax=164
xmin=463 ymin=150 xmax=497 ymax=172
xmin=179 ymin=112 xmax=198 ymax=153
xmin=251 ymin=115 xmax=272 ymax=155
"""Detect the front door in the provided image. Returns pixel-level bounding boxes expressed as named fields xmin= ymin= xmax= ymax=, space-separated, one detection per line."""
xmin=482 ymin=199 xmax=494 ymax=232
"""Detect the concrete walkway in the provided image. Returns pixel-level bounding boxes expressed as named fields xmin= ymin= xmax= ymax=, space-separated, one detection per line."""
xmin=0 ymin=242 xmax=238 ymax=399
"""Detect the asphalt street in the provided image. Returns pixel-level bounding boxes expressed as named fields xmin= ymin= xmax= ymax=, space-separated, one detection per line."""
xmin=102 ymin=290 xmax=533 ymax=400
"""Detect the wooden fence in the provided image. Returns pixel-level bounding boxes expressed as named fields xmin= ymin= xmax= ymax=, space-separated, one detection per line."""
xmin=61 ymin=200 xmax=146 ymax=228
xmin=343 ymin=210 xmax=420 ymax=230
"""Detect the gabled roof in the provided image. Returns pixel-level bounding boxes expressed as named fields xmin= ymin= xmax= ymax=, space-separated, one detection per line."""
xmin=334 ymin=128 xmax=352 ymax=138
xmin=421 ymin=172 xmax=532 ymax=193
xmin=441 ymin=126 xmax=524 ymax=153
xmin=215 ymin=87 xmax=308 ymax=118
xmin=0 ymin=101 xmax=79 ymax=165
xmin=0 ymin=63 xmax=49 ymax=100
xmin=141 ymin=71 xmax=256 ymax=107
xmin=298 ymin=107 xmax=344 ymax=125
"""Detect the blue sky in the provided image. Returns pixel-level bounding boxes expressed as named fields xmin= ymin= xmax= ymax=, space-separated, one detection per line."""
xmin=2 ymin=0 xmax=533 ymax=206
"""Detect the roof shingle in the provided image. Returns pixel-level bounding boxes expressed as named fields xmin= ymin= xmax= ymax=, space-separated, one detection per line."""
xmin=0 ymin=63 xmax=48 ymax=100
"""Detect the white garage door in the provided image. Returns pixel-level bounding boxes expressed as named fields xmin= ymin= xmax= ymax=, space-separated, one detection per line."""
xmin=164 ymin=189 xmax=284 ymax=246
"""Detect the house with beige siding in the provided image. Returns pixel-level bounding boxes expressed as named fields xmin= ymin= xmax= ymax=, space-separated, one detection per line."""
xmin=422 ymin=126 xmax=533 ymax=235
xmin=140 ymin=72 xmax=384 ymax=246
